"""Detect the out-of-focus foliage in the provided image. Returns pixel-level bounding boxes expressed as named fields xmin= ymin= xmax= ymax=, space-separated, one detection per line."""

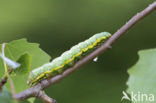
xmin=0 ymin=39 xmax=51 ymax=93
xmin=127 ymin=49 xmax=156 ymax=103
xmin=0 ymin=0 xmax=155 ymax=103
xmin=0 ymin=87 xmax=17 ymax=103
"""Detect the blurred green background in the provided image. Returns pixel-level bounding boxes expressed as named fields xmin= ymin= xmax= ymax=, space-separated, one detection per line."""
xmin=0 ymin=0 xmax=156 ymax=103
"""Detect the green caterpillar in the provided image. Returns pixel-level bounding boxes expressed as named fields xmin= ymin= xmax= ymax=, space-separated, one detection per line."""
xmin=27 ymin=32 xmax=111 ymax=86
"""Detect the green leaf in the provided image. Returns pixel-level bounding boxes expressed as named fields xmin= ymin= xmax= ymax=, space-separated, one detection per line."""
xmin=19 ymin=101 xmax=30 ymax=103
xmin=0 ymin=87 xmax=17 ymax=103
xmin=14 ymin=53 xmax=31 ymax=75
xmin=0 ymin=39 xmax=51 ymax=93
xmin=27 ymin=98 xmax=35 ymax=103
xmin=127 ymin=48 xmax=156 ymax=103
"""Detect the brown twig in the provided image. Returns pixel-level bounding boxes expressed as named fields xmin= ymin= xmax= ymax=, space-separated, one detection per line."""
xmin=14 ymin=1 xmax=156 ymax=102
xmin=0 ymin=78 xmax=7 ymax=91
xmin=0 ymin=68 xmax=13 ymax=91
xmin=37 ymin=91 xmax=57 ymax=103
xmin=7 ymin=73 xmax=16 ymax=98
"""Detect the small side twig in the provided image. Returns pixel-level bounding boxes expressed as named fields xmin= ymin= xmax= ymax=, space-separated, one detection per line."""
xmin=37 ymin=91 xmax=57 ymax=103
xmin=7 ymin=73 xmax=16 ymax=98
xmin=0 ymin=68 xmax=13 ymax=91
xmin=14 ymin=1 xmax=156 ymax=102
xmin=0 ymin=78 xmax=7 ymax=91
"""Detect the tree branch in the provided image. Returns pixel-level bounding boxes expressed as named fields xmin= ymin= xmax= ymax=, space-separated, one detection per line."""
xmin=15 ymin=1 xmax=156 ymax=102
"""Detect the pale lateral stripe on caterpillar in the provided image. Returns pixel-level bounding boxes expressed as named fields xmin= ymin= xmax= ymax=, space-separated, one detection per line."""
xmin=27 ymin=32 xmax=111 ymax=86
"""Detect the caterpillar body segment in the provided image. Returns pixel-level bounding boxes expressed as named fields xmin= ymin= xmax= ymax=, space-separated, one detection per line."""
xmin=27 ymin=32 xmax=111 ymax=86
